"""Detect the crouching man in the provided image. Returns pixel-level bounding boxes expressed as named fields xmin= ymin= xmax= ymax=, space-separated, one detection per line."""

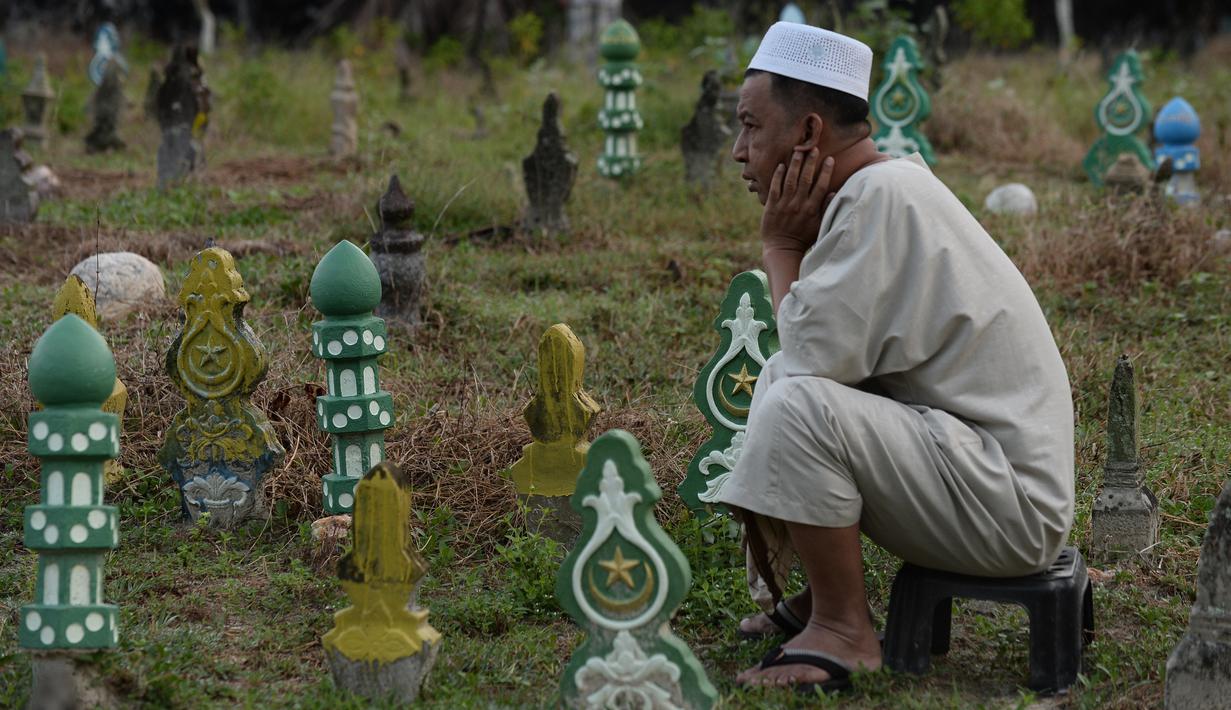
xmin=715 ymin=22 xmax=1075 ymax=692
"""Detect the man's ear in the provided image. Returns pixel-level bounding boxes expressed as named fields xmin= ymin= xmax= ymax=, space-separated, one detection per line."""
xmin=794 ymin=113 xmax=825 ymax=151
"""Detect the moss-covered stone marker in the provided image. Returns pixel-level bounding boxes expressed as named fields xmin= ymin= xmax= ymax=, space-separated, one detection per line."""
xmin=1091 ymin=355 xmax=1158 ymax=559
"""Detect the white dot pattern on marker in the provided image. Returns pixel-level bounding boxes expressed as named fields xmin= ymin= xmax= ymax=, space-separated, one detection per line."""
xmin=70 ymin=525 xmax=88 ymax=543
xmin=88 ymin=510 xmax=106 ymax=528
xmin=33 ymin=422 xmax=49 ymax=440
xmin=71 ymin=433 xmax=89 ymax=451
xmin=31 ymin=511 xmax=46 ymax=530
xmin=347 ymin=405 xmax=362 ymax=420
xmin=362 ymin=330 xmax=373 ymax=344
xmin=343 ymin=329 xmax=358 ymax=345
xmin=338 ymin=493 xmax=354 ymax=509
xmin=86 ymin=612 xmax=104 ymax=632
xmin=331 ymin=413 xmax=348 ymax=428
xmin=313 ymin=331 xmax=320 ymax=345
xmin=40 ymin=626 xmax=54 ymax=644
xmin=47 ymin=434 xmax=63 ymax=452
xmin=368 ymin=401 xmax=379 ymax=415
xmin=327 ymin=341 xmax=343 ymax=356
xmin=317 ymin=402 xmax=324 ymax=416
xmin=88 ymin=423 xmax=107 ymax=440
xmin=26 ymin=611 xmax=41 ymax=631
xmin=380 ymin=411 xmax=391 ymax=426
xmin=66 ymin=623 xmax=84 ymax=644
xmin=373 ymin=336 xmax=385 ymax=350
xmin=44 ymin=525 xmax=59 ymax=544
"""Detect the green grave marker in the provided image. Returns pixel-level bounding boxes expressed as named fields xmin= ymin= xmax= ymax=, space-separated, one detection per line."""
xmin=870 ymin=35 xmax=935 ymax=165
xmin=597 ymin=19 xmax=643 ymax=179
xmin=1083 ymin=50 xmax=1154 ymax=186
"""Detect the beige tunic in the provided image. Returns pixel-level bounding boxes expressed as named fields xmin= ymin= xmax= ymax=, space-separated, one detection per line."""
xmin=717 ymin=154 xmax=1074 ymax=578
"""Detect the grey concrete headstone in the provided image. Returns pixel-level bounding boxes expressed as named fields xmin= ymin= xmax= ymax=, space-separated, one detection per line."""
xmin=371 ymin=175 xmax=426 ymax=326
xmin=0 ymin=129 xmax=38 ymax=223
xmin=681 ymin=71 xmax=731 ymax=187
xmin=31 ymin=655 xmax=118 ymax=710
xmin=1091 ymin=355 xmax=1159 ymax=559
xmin=156 ymin=46 xmax=208 ymax=188
xmin=85 ymin=61 xmax=126 ymax=153
xmin=1165 ymin=478 xmax=1231 ymax=709
xmin=522 ymin=92 xmax=577 ymax=236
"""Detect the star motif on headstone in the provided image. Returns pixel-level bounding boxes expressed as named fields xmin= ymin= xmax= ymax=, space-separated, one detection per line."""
xmin=890 ymin=88 xmax=908 ymax=109
xmin=195 ymin=335 xmax=226 ymax=369
xmin=727 ymin=364 xmax=757 ymax=398
xmin=598 ymin=545 xmax=639 ymax=589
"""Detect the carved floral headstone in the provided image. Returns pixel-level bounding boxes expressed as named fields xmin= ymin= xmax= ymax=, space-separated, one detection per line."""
xmin=1091 ymin=355 xmax=1158 ymax=559
xmin=310 ymin=240 xmax=395 ymax=514
xmin=680 ymin=70 xmax=731 ymax=187
xmin=871 ymin=35 xmax=935 ymax=165
xmin=522 ymin=92 xmax=578 ymax=236
xmin=323 ymin=462 xmax=441 ymax=702
xmin=556 ymin=430 xmax=718 ymax=709
xmin=1083 ymin=51 xmax=1154 ymax=187
xmin=506 ymin=323 xmax=601 ymax=542
xmin=370 ymin=176 xmax=426 ymax=325
xmin=159 ymin=246 xmax=285 ymax=527
xmin=678 ymin=271 xmax=778 ymax=517
xmin=20 ymin=315 xmax=121 ymax=708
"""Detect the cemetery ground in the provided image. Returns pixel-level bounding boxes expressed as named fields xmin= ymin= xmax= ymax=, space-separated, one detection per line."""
xmin=0 ymin=33 xmax=1229 ymax=709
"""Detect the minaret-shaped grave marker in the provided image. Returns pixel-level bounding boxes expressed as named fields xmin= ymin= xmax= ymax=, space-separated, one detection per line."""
xmin=870 ymin=35 xmax=935 ymax=165
xmin=1091 ymin=355 xmax=1158 ymax=559
xmin=678 ymin=270 xmax=778 ymax=517
xmin=370 ymin=175 xmax=426 ymax=325
xmin=597 ymin=20 xmax=644 ymax=179
xmin=557 ymin=430 xmax=719 ymax=709
xmin=1083 ymin=51 xmax=1154 ymax=187
xmin=311 ymin=240 xmax=395 ymax=514
xmin=159 ymin=246 xmax=285 ymax=527
xmin=1154 ymin=96 xmax=1201 ymax=205
xmin=323 ymin=462 xmax=441 ymax=702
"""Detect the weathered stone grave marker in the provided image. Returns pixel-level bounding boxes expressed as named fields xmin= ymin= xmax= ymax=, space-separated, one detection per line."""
xmin=142 ymin=68 xmax=160 ymax=120
xmin=156 ymin=46 xmax=209 ymax=188
xmin=20 ymin=315 xmax=121 ymax=709
xmin=1154 ymin=96 xmax=1200 ymax=205
xmin=22 ymin=53 xmax=54 ymax=148
xmin=680 ymin=70 xmax=731 ymax=187
xmin=52 ymin=275 xmax=128 ymax=485
xmin=678 ymin=271 xmax=778 ymax=517
xmin=557 ymin=429 xmax=718 ymax=709
xmin=370 ymin=175 xmax=426 ymax=325
xmin=85 ymin=61 xmax=126 ymax=153
xmin=1091 ymin=355 xmax=1158 ymax=559
xmin=0 ymin=128 xmax=38 ymax=223
xmin=597 ymin=20 xmax=643 ymax=179
xmin=159 ymin=246 xmax=285 ymax=527
xmin=1165 ymin=478 xmax=1231 ymax=709
xmin=506 ymin=324 xmax=601 ymax=542
xmin=330 ymin=60 xmax=359 ymax=160
xmin=1083 ymin=50 xmax=1154 ymax=187
xmin=310 ymin=240 xmax=395 ymax=514
xmin=871 ymin=35 xmax=935 ymax=164
xmin=323 ymin=462 xmax=441 ymax=702
xmin=523 ymin=92 xmax=578 ymax=236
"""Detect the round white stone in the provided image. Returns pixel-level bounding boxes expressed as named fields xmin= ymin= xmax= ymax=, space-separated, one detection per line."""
xmin=347 ymin=405 xmax=362 ymax=420
xmin=26 ymin=611 xmax=41 ymax=631
xmin=88 ymin=423 xmax=108 ymax=440
xmin=368 ymin=401 xmax=379 ymax=415
xmin=69 ymin=252 xmax=167 ymax=321
xmin=44 ymin=525 xmax=59 ymax=544
xmin=362 ymin=330 xmax=373 ymax=344
xmin=327 ymin=341 xmax=343 ymax=356
xmin=342 ymin=330 xmax=358 ymax=345
xmin=88 ymin=510 xmax=106 ymax=529
xmin=338 ymin=493 xmax=354 ymax=509
xmin=984 ymin=183 xmax=1038 ymax=216
xmin=40 ymin=626 xmax=54 ymax=645
xmin=86 ymin=612 xmax=104 ymax=632
xmin=71 ymin=433 xmax=89 ymax=452
xmin=32 ymin=421 xmax=49 ymax=440
xmin=47 ymin=433 xmax=63 ymax=452
xmin=30 ymin=511 xmax=46 ymax=530
xmin=331 ymin=413 xmax=348 ymax=428
xmin=373 ymin=336 xmax=385 ymax=351
xmin=379 ymin=411 xmax=391 ymax=426
xmin=65 ymin=623 xmax=84 ymax=644
xmin=70 ymin=525 xmax=88 ymax=543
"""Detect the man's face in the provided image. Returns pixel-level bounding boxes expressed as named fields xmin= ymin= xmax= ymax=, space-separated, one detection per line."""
xmin=732 ymin=73 xmax=800 ymax=206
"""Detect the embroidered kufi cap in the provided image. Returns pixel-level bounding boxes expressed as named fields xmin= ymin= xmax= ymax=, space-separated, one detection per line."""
xmin=748 ymin=22 xmax=874 ymax=102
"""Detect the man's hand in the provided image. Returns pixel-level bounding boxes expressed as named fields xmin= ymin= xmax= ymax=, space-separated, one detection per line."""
xmin=760 ymin=148 xmax=836 ymax=255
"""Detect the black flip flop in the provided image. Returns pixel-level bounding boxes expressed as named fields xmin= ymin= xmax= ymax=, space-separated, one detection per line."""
xmin=755 ymin=645 xmax=854 ymax=695
xmin=736 ymin=599 xmax=807 ymax=640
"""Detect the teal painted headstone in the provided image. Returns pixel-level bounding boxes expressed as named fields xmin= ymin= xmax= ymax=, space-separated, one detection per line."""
xmin=1083 ymin=51 xmax=1154 ymax=187
xmin=870 ymin=36 xmax=935 ymax=165
xmin=597 ymin=20 xmax=644 ymax=179
xmin=310 ymin=240 xmax=395 ymax=514
xmin=678 ymin=271 xmax=778 ymax=518
xmin=20 ymin=315 xmax=121 ymax=653
xmin=556 ymin=430 xmax=718 ymax=709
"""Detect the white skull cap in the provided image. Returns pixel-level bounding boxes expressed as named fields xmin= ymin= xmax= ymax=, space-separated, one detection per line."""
xmin=748 ymin=22 xmax=874 ymax=102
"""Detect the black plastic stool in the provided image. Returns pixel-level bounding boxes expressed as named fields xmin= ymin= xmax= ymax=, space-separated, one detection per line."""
xmin=882 ymin=546 xmax=1094 ymax=694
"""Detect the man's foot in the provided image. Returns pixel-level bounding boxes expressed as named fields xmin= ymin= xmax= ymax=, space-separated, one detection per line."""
xmin=736 ymin=621 xmax=882 ymax=690
xmin=738 ymin=590 xmax=811 ymax=638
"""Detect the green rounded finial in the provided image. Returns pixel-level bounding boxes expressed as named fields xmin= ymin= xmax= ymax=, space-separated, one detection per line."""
xmin=310 ymin=240 xmax=382 ymax=317
xmin=28 ymin=314 xmax=117 ymax=406
xmin=600 ymin=20 xmax=641 ymax=62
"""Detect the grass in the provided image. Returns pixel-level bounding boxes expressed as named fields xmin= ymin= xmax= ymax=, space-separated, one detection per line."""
xmin=0 ymin=26 xmax=1229 ymax=709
